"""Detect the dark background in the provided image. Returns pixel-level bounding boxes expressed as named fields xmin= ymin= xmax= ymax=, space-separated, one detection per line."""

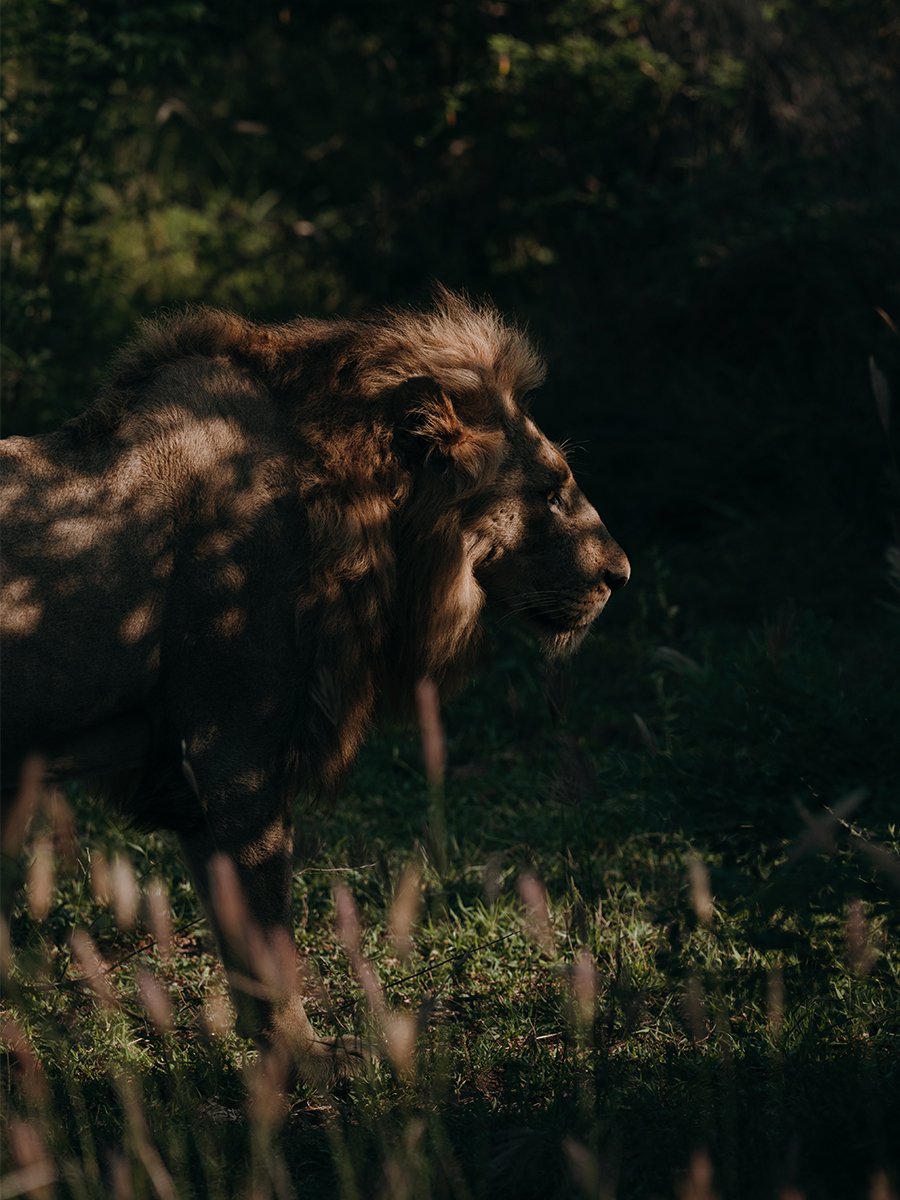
xmin=3 ymin=0 xmax=899 ymax=630
xmin=4 ymin=7 xmax=900 ymax=1196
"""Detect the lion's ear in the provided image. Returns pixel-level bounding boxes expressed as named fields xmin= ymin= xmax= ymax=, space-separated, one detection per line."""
xmin=394 ymin=376 xmax=505 ymax=485
xmin=393 ymin=376 xmax=466 ymax=460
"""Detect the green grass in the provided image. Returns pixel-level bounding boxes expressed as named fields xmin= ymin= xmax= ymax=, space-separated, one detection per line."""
xmin=3 ymin=565 xmax=900 ymax=1199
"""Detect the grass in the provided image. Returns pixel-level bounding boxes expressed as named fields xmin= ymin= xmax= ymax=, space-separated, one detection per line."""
xmin=3 ymin=554 xmax=899 ymax=1199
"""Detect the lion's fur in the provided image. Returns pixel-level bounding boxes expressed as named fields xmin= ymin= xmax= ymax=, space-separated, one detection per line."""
xmin=2 ymin=290 xmax=553 ymax=810
xmin=1 ymin=288 xmax=628 ymax=1064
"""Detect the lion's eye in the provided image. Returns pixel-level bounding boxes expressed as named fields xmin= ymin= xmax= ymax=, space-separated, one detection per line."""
xmin=546 ymin=491 xmax=563 ymax=512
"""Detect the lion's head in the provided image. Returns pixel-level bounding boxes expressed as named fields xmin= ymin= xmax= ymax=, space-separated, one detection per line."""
xmin=467 ymin=419 xmax=630 ymax=656
xmin=355 ymin=291 xmax=630 ymax=696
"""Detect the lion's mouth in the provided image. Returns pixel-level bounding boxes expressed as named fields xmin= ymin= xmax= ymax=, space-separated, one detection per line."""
xmin=523 ymin=590 xmax=610 ymax=636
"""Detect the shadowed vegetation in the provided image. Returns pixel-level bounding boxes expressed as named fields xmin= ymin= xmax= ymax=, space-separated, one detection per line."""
xmin=2 ymin=0 xmax=899 ymax=1196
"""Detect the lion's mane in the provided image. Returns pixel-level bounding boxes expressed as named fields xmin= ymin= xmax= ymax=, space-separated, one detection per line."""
xmin=67 ymin=289 xmax=546 ymax=799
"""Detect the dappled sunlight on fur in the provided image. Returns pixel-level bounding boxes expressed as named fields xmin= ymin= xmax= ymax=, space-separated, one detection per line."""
xmin=1 ymin=287 xmax=628 ymax=1079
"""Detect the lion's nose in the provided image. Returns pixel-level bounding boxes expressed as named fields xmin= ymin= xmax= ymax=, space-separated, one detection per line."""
xmin=602 ymin=548 xmax=630 ymax=592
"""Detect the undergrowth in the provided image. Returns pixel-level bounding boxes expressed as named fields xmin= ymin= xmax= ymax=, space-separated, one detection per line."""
xmin=3 ymin=568 xmax=899 ymax=1199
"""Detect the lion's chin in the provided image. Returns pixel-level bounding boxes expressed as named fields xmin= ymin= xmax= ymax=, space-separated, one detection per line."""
xmin=538 ymin=623 xmax=592 ymax=659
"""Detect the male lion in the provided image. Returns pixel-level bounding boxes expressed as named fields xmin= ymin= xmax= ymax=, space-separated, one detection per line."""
xmin=1 ymin=289 xmax=629 ymax=1078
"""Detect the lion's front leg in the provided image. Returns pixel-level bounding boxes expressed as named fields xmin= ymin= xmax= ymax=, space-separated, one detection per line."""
xmin=177 ymin=777 xmax=349 ymax=1089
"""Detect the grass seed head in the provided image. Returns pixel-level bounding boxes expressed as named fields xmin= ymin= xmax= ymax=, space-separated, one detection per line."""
xmin=383 ymin=1011 xmax=417 ymax=1076
xmin=687 ymin=856 xmax=714 ymax=928
xmin=202 ymin=991 xmax=234 ymax=1039
xmin=518 ymin=872 xmax=555 ymax=956
xmin=334 ymin=884 xmax=362 ymax=956
xmin=563 ymin=1138 xmax=602 ymax=1199
xmin=145 ymin=878 xmax=173 ymax=962
xmin=846 ymin=899 xmax=876 ymax=976
xmin=415 ymin=676 xmax=445 ymax=786
xmin=70 ymin=929 xmax=119 ymax=1009
xmin=90 ymin=849 xmax=111 ymax=906
xmin=572 ymin=948 xmax=597 ymax=1029
xmin=108 ymin=1150 xmax=134 ymax=1200
xmin=210 ymin=854 xmax=249 ymax=947
xmin=245 ymin=1045 xmax=291 ymax=1130
xmin=26 ymin=836 xmax=54 ymax=922
xmin=869 ymin=1170 xmax=896 ymax=1200
xmin=2 ymin=1019 xmax=49 ymax=1104
xmin=483 ymin=853 xmax=502 ymax=904
xmin=679 ymin=1149 xmax=718 ymax=1200
xmin=46 ymin=788 xmax=78 ymax=863
xmin=389 ymin=863 xmax=422 ymax=962
xmin=2 ymin=755 xmax=44 ymax=858
xmin=110 ymin=855 xmax=139 ymax=930
xmin=7 ymin=1117 xmax=56 ymax=1199
xmin=137 ymin=968 xmax=174 ymax=1033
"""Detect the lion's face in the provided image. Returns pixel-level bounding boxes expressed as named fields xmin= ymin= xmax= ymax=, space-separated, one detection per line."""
xmin=467 ymin=416 xmax=630 ymax=656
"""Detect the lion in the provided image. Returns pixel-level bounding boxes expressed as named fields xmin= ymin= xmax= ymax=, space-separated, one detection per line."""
xmin=1 ymin=288 xmax=629 ymax=1079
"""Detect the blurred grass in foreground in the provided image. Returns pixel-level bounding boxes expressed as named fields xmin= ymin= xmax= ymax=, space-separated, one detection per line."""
xmin=3 ymin=572 xmax=899 ymax=1199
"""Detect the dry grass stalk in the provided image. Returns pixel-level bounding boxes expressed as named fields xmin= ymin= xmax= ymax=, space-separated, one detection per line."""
xmin=869 ymin=1170 xmax=897 ymax=1200
xmin=334 ymin=884 xmax=418 ymax=1074
xmin=45 ymin=789 xmax=78 ymax=864
xmin=202 ymin=991 xmax=234 ymax=1039
xmin=245 ymin=1045 xmax=291 ymax=1130
xmin=518 ymin=872 xmax=555 ymax=956
xmin=788 ymin=791 xmax=865 ymax=862
xmin=70 ymin=929 xmax=119 ymax=1009
xmin=254 ymin=926 xmax=300 ymax=1004
xmin=572 ymin=948 xmax=597 ymax=1030
xmin=210 ymin=854 xmax=250 ymax=947
xmin=335 ymin=887 xmax=382 ymax=1014
xmin=483 ymin=854 xmax=502 ymax=904
xmin=2 ymin=1019 xmax=50 ymax=1105
xmin=563 ymin=1138 xmax=605 ymax=1199
xmin=333 ymin=885 xmax=362 ymax=958
xmin=1 ymin=755 xmax=44 ymax=857
xmin=632 ymin=712 xmax=660 ymax=755
xmin=415 ymin=677 xmax=445 ymax=786
xmin=381 ymin=1012 xmax=417 ymax=1077
xmin=678 ymin=1149 xmax=719 ymax=1200
xmin=6 ymin=1118 xmax=56 ymax=1200
xmin=381 ymin=1118 xmax=426 ymax=1200
xmin=110 ymin=855 xmax=139 ymax=930
xmin=846 ymin=899 xmax=876 ymax=976
xmin=90 ymin=849 xmax=111 ymax=906
xmin=136 ymin=969 xmax=174 ymax=1033
xmin=145 ymin=878 xmax=173 ymax=961
xmin=116 ymin=1073 xmax=177 ymax=1200
xmin=26 ymin=836 xmax=54 ymax=922
xmin=108 ymin=1150 xmax=134 ymax=1200
xmin=209 ymin=857 xmax=296 ymax=1001
xmin=654 ymin=646 xmax=701 ymax=676
xmin=687 ymin=857 xmax=714 ymax=928
xmin=389 ymin=863 xmax=422 ymax=962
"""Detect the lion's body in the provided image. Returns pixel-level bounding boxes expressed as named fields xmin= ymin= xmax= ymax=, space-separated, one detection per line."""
xmin=1 ymin=292 xmax=629 ymax=1075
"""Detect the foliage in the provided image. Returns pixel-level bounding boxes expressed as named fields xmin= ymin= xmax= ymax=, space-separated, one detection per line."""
xmin=3 ymin=0 xmax=898 ymax=428
xmin=2 ymin=1 xmax=900 ymax=1196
